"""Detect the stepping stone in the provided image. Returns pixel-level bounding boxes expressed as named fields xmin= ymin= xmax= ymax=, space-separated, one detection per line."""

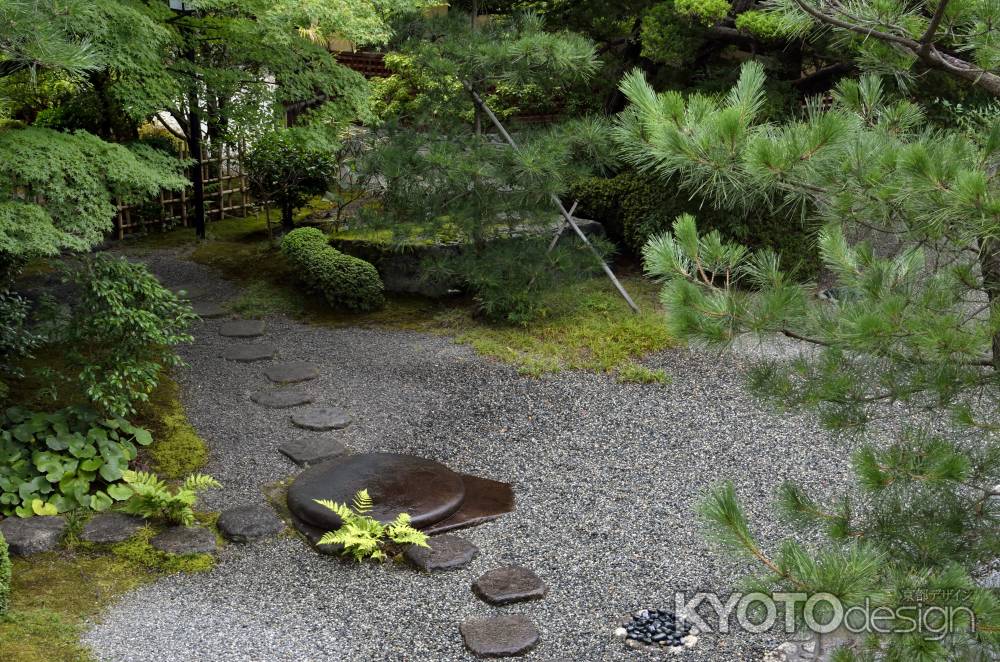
xmin=219 ymin=319 xmax=266 ymax=338
xmin=80 ymin=513 xmax=144 ymax=544
xmin=264 ymin=361 xmax=319 ymax=384
xmin=278 ymin=436 xmax=349 ymax=467
xmin=290 ymin=405 xmax=352 ymax=431
xmin=251 ymin=389 xmax=313 ymax=409
xmin=0 ymin=516 xmax=67 ymax=556
xmin=460 ymin=614 xmax=540 ymax=658
xmin=223 ymin=344 xmax=277 ymax=363
xmin=424 ymin=474 xmax=515 ymax=535
xmin=171 ymin=284 xmax=208 ymax=300
xmin=287 ymin=453 xmax=466 ymax=532
xmin=404 ymin=533 xmax=479 ymax=571
xmin=472 ymin=566 xmax=547 ymax=605
xmin=217 ymin=505 xmax=284 ymax=543
xmin=150 ymin=526 xmax=217 ymax=555
xmin=193 ymin=302 xmax=227 ymax=319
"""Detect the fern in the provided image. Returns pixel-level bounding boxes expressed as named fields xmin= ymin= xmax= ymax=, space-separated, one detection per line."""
xmin=122 ymin=470 xmax=220 ymax=527
xmin=314 ymin=488 xmax=429 ymax=562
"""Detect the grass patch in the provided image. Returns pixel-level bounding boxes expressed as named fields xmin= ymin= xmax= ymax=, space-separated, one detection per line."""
xmin=616 ymin=362 xmax=670 ymax=384
xmin=136 ymin=376 xmax=208 ymax=479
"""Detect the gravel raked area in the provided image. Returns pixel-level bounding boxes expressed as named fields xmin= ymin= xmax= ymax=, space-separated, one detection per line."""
xmin=84 ymin=252 xmax=857 ymax=661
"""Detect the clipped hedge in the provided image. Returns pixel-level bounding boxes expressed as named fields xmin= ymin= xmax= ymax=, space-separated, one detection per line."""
xmin=0 ymin=531 xmax=10 ymax=616
xmin=280 ymin=227 xmax=385 ymax=312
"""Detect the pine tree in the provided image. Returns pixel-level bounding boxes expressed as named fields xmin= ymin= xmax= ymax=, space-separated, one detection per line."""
xmin=615 ymin=63 xmax=1000 ymax=658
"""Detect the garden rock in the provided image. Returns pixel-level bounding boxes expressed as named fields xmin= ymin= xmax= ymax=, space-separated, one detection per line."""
xmin=0 ymin=516 xmax=67 ymax=555
xmin=278 ymin=436 xmax=349 ymax=467
xmin=460 ymin=614 xmax=540 ymax=658
xmin=290 ymin=405 xmax=352 ymax=431
xmin=171 ymin=284 xmax=208 ymax=300
xmin=219 ymin=320 xmax=266 ymax=338
xmin=80 ymin=513 xmax=144 ymax=544
xmin=472 ymin=566 xmax=547 ymax=605
xmin=223 ymin=344 xmax=277 ymax=363
xmin=264 ymin=361 xmax=319 ymax=384
xmin=192 ymin=302 xmax=227 ymax=319
xmin=150 ymin=526 xmax=217 ymax=555
xmin=251 ymin=389 xmax=313 ymax=409
xmin=404 ymin=534 xmax=479 ymax=571
xmin=217 ymin=505 xmax=284 ymax=543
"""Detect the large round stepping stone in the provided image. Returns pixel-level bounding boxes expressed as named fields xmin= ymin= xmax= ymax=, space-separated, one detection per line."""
xmin=217 ymin=505 xmax=284 ymax=543
xmin=223 ymin=343 xmax=277 ymax=363
xmin=171 ymin=283 xmax=208 ymax=300
xmin=193 ymin=302 xmax=227 ymax=319
xmin=279 ymin=436 xmax=349 ymax=467
xmin=0 ymin=516 xmax=67 ymax=556
xmin=264 ymin=361 xmax=319 ymax=384
xmin=460 ymin=614 xmax=540 ymax=658
xmin=472 ymin=566 xmax=547 ymax=605
xmin=291 ymin=405 xmax=352 ymax=431
xmin=80 ymin=512 xmax=144 ymax=544
xmin=219 ymin=319 xmax=266 ymax=338
xmin=251 ymin=389 xmax=313 ymax=409
xmin=287 ymin=453 xmax=466 ymax=531
xmin=404 ymin=533 xmax=479 ymax=571
xmin=150 ymin=526 xmax=217 ymax=555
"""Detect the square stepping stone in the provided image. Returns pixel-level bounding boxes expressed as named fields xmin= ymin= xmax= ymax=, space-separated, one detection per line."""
xmin=217 ymin=505 xmax=284 ymax=542
xmin=193 ymin=302 xmax=228 ymax=319
xmin=150 ymin=526 xmax=217 ymax=555
xmin=264 ymin=361 xmax=319 ymax=384
xmin=290 ymin=405 xmax=352 ymax=431
xmin=278 ymin=436 xmax=349 ymax=467
xmin=460 ymin=614 xmax=540 ymax=658
xmin=223 ymin=344 xmax=277 ymax=363
xmin=472 ymin=566 xmax=547 ymax=605
xmin=80 ymin=513 xmax=145 ymax=544
xmin=219 ymin=320 xmax=266 ymax=337
xmin=251 ymin=389 xmax=313 ymax=409
xmin=404 ymin=534 xmax=479 ymax=571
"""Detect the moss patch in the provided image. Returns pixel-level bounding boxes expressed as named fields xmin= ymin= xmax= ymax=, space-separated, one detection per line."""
xmin=107 ymin=527 xmax=215 ymax=575
xmin=136 ymin=377 xmax=208 ymax=479
xmin=616 ymin=363 xmax=670 ymax=384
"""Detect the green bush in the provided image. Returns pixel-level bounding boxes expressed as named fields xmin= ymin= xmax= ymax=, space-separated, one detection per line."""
xmin=0 ymin=531 xmax=10 ymax=616
xmin=0 ymin=407 xmax=153 ymax=517
xmin=569 ymin=171 xmax=818 ymax=279
xmin=280 ymin=228 xmax=385 ymax=312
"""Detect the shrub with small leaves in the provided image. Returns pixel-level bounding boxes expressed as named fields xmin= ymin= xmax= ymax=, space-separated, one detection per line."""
xmin=280 ymin=227 xmax=385 ymax=312
xmin=315 ymin=488 xmax=429 ymax=562
xmin=120 ymin=470 xmax=221 ymax=527
xmin=0 ymin=531 xmax=10 ymax=616
xmin=0 ymin=407 xmax=153 ymax=517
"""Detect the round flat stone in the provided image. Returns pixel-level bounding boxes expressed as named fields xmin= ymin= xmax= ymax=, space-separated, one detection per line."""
xmin=80 ymin=512 xmax=144 ymax=544
xmin=193 ymin=302 xmax=227 ymax=319
xmin=219 ymin=320 xmax=266 ymax=337
xmin=0 ymin=516 xmax=67 ymax=556
xmin=217 ymin=505 xmax=284 ymax=543
xmin=472 ymin=566 xmax=547 ymax=605
xmin=150 ymin=526 xmax=217 ymax=554
xmin=264 ymin=361 xmax=319 ymax=384
xmin=171 ymin=283 xmax=208 ymax=300
xmin=278 ymin=436 xmax=349 ymax=467
xmin=223 ymin=344 xmax=277 ymax=363
xmin=290 ymin=405 xmax=352 ymax=431
xmin=287 ymin=452 xmax=466 ymax=531
xmin=251 ymin=389 xmax=313 ymax=409
xmin=404 ymin=533 xmax=479 ymax=571
xmin=460 ymin=615 xmax=540 ymax=658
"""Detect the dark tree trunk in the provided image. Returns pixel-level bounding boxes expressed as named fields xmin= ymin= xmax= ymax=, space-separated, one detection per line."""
xmin=979 ymin=237 xmax=1000 ymax=370
xmin=281 ymin=202 xmax=295 ymax=231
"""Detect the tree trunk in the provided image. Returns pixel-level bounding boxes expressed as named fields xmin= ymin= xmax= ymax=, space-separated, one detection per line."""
xmin=281 ymin=202 xmax=295 ymax=232
xmin=979 ymin=237 xmax=1000 ymax=370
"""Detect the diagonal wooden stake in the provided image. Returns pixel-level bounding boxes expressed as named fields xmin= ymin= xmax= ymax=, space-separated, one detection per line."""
xmin=465 ymin=83 xmax=640 ymax=313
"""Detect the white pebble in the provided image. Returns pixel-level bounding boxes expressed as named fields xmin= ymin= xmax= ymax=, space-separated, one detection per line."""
xmin=682 ymin=634 xmax=698 ymax=648
xmin=614 ymin=627 xmax=628 ymax=639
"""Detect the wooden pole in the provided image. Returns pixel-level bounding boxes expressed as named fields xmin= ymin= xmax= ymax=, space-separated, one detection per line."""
xmin=465 ymin=83 xmax=640 ymax=313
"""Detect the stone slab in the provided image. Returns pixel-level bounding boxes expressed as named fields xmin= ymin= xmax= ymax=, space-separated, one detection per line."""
xmin=264 ymin=361 xmax=319 ymax=384
xmin=171 ymin=284 xmax=208 ymax=300
xmin=278 ymin=436 xmax=349 ymax=467
xmin=290 ymin=405 xmax=352 ymax=431
xmin=80 ymin=512 xmax=144 ymax=544
xmin=286 ymin=452 xmax=465 ymax=531
xmin=223 ymin=344 xmax=277 ymax=363
xmin=193 ymin=302 xmax=228 ymax=319
xmin=251 ymin=389 xmax=313 ymax=409
xmin=217 ymin=505 xmax=284 ymax=543
xmin=472 ymin=566 xmax=547 ymax=605
xmin=460 ymin=614 xmax=540 ymax=658
xmin=0 ymin=516 xmax=67 ymax=556
xmin=150 ymin=526 xmax=217 ymax=555
xmin=219 ymin=320 xmax=266 ymax=338
xmin=424 ymin=474 xmax=515 ymax=535
xmin=403 ymin=533 xmax=479 ymax=571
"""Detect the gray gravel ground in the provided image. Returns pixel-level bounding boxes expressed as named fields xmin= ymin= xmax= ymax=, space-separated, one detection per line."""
xmin=83 ymin=252 xmax=858 ymax=661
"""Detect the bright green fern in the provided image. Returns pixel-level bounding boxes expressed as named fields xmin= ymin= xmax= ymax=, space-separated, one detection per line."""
xmin=315 ymin=488 xmax=429 ymax=563
xmin=121 ymin=470 xmax=221 ymax=527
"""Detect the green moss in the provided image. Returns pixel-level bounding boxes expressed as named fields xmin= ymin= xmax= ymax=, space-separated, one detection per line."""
xmin=108 ymin=527 xmax=215 ymax=574
xmin=138 ymin=377 xmax=208 ymax=479
xmin=616 ymin=363 xmax=671 ymax=384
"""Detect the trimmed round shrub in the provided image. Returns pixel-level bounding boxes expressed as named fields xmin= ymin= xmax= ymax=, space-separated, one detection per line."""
xmin=0 ymin=531 xmax=10 ymax=616
xmin=281 ymin=228 xmax=385 ymax=312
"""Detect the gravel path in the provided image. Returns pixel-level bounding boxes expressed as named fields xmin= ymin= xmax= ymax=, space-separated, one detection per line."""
xmin=84 ymin=251 xmax=855 ymax=661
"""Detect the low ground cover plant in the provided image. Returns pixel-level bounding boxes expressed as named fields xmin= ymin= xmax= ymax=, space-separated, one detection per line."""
xmin=315 ymin=488 xmax=429 ymax=562
xmin=120 ymin=470 xmax=221 ymax=527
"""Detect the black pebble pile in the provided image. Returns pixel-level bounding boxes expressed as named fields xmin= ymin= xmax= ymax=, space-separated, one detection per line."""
xmin=625 ymin=609 xmax=692 ymax=648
